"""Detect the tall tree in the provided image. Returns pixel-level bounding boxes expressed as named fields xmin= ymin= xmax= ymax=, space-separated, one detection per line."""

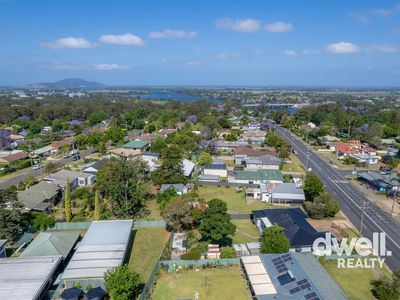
xmin=104 ymin=265 xmax=143 ymax=300
xmin=0 ymin=188 xmax=24 ymax=241
xmin=151 ymin=145 xmax=186 ymax=185
xmin=65 ymin=177 xmax=72 ymax=222
xmin=260 ymin=224 xmax=290 ymax=254
xmin=97 ymin=158 xmax=149 ymax=218
xmin=199 ymin=198 xmax=236 ymax=245
xmin=94 ymin=189 xmax=101 ymax=220
xmin=162 ymin=197 xmax=195 ymax=232
xmin=303 ymin=171 xmax=324 ymax=200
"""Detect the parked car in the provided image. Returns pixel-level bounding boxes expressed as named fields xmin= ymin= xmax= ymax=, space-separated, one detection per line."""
xmin=32 ymin=165 xmax=43 ymax=170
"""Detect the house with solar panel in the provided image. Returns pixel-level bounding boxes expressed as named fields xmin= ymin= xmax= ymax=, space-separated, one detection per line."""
xmin=252 ymin=208 xmax=326 ymax=252
xmin=241 ymin=253 xmax=348 ymax=299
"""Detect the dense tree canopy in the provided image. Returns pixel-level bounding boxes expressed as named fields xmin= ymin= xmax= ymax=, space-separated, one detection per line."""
xmin=260 ymin=224 xmax=290 ymax=254
xmin=0 ymin=189 xmax=24 ymax=241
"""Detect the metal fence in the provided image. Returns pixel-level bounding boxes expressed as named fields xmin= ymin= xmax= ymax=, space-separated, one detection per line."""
xmin=139 ymin=233 xmax=173 ymax=300
xmin=159 ymin=258 xmax=241 ymax=268
xmin=47 ymin=220 xmax=166 ymax=231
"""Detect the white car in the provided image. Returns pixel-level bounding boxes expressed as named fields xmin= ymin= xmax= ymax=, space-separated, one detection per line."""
xmin=32 ymin=165 xmax=43 ymax=170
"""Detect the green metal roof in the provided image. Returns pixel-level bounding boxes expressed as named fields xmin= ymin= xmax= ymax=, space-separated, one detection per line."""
xmin=122 ymin=140 xmax=150 ymax=149
xmin=235 ymin=169 xmax=284 ymax=181
xmin=20 ymin=231 xmax=80 ymax=258
xmin=33 ymin=145 xmax=53 ymax=155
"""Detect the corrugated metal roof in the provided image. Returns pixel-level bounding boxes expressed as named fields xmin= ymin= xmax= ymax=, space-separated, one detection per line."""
xmin=0 ymin=256 xmax=62 ymax=300
xmin=61 ymin=220 xmax=133 ymax=281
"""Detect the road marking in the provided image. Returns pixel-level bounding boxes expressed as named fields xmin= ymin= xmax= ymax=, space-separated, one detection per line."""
xmin=277 ymin=128 xmax=400 ymax=251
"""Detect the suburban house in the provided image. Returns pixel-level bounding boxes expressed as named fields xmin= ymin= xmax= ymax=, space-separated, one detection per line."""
xmin=44 ymin=169 xmax=96 ymax=189
xmin=49 ymin=139 xmax=72 ymax=153
xmin=242 ymin=155 xmax=281 ymax=170
xmin=33 ymin=145 xmax=53 ymax=157
xmin=198 ymin=174 xmax=220 ymax=183
xmin=203 ymin=163 xmax=228 ymax=177
xmin=214 ymin=141 xmax=249 ymax=152
xmin=141 ymin=151 xmax=160 ymax=161
xmin=0 ymin=256 xmax=62 ymax=300
xmin=252 ymin=208 xmax=326 ymax=252
xmin=0 ymin=150 xmax=28 ymax=164
xmin=109 ymin=147 xmax=141 ymax=159
xmin=18 ymin=182 xmax=60 ymax=214
xmin=241 ymin=253 xmax=347 ymax=299
xmin=329 ymin=140 xmax=379 ymax=165
xmin=61 ymin=220 xmax=133 ymax=288
xmin=230 ymin=169 xmax=284 ymax=185
xmin=270 ymin=183 xmax=306 ymax=204
xmin=122 ymin=140 xmax=150 ymax=152
xmin=20 ymin=231 xmax=80 ymax=261
xmin=160 ymin=184 xmax=193 ymax=195
xmin=358 ymin=171 xmax=400 ymax=193
xmin=83 ymin=159 xmax=109 ymax=175
xmin=183 ymin=159 xmax=195 ymax=178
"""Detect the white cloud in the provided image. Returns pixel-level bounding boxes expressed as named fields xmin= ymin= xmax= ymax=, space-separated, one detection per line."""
xmin=215 ymin=18 xmax=261 ymax=32
xmin=41 ymin=37 xmax=95 ymax=49
xmin=185 ymin=60 xmax=204 ymax=66
xmin=149 ymin=29 xmax=197 ymax=39
xmin=93 ymin=64 xmax=128 ymax=70
xmin=265 ymin=22 xmax=294 ymax=33
xmin=214 ymin=52 xmax=244 ymax=60
xmin=99 ymin=33 xmax=144 ymax=46
xmin=366 ymin=45 xmax=399 ymax=53
xmin=46 ymin=62 xmax=128 ymax=71
xmin=283 ymin=50 xmax=298 ymax=56
xmin=325 ymin=42 xmax=360 ymax=54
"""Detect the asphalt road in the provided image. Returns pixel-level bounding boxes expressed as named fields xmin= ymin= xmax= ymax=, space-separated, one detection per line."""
xmin=0 ymin=149 xmax=94 ymax=190
xmin=275 ymin=125 xmax=400 ymax=271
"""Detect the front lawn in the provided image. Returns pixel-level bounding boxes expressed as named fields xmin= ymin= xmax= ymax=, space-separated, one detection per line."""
xmin=128 ymin=228 xmax=170 ymax=281
xmin=232 ymin=219 xmax=260 ymax=244
xmin=282 ymin=154 xmax=305 ymax=174
xmin=321 ymin=258 xmax=389 ymax=300
xmin=198 ymin=185 xmax=273 ymax=213
xmin=151 ymin=266 xmax=251 ymax=300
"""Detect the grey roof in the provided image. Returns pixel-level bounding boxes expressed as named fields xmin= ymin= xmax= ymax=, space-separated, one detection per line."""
xmin=18 ymin=182 xmax=59 ymax=210
xmin=20 ymin=231 xmax=80 ymax=259
xmin=246 ymin=155 xmax=281 ymax=166
xmin=204 ymin=163 xmax=227 ymax=170
xmin=198 ymin=174 xmax=220 ymax=181
xmin=183 ymin=159 xmax=195 ymax=177
xmin=61 ymin=220 xmax=133 ymax=281
xmin=0 ymin=255 xmax=62 ymax=300
xmin=142 ymin=151 xmax=160 ymax=158
xmin=271 ymin=183 xmax=306 ymax=201
xmin=254 ymin=253 xmax=347 ymax=300
xmin=0 ymin=239 xmax=7 ymax=249
xmin=83 ymin=159 xmax=109 ymax=173
xmin=358 ymin=171 xmax=400 ymax=189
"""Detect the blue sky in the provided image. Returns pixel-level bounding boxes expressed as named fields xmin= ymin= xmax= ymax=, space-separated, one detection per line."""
xmin=0 ymin=0 xmax=399 ymax=86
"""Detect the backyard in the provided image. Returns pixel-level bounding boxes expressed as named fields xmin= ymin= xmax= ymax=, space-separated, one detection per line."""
xmin=321 ymin=258 xmax=391 ymax=300
xmin=128 ymin=227 xmax=170 ymax=281
xmin=151 ymin=266 xmax=251 ymax=300
xmin=198 ymin=185 xmax=273 ymax=213
xmin=231 ymin=219 xmax=260 ymax=244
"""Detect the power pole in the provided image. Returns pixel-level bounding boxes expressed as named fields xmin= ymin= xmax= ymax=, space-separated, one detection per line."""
xmin=360 ymin=199 xmax=366 ymax=236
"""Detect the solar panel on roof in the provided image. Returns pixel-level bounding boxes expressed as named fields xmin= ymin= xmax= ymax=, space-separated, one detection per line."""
xmin=289 ymin=287 xmax=301 ymax=294
xmin=297 ymin=279 xmax=308 ymax=285
xmin=305 ymin=292 xmax=317 ymax=299
xmin=300 ymin=283 xmax=311 ymax=290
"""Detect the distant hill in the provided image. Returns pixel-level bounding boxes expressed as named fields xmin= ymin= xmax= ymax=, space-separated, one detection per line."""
xmin=31 ymin=78 xmax=106 ymax=90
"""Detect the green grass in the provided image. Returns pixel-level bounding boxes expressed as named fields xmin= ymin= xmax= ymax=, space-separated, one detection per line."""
xmin=321 ymin=258 xmax=389 ymax=300
xmin=231 ymin=219 xmax=260 ymax=244
xmin=152 ymin=267 xmax=251 ymax=300
xmin=128 ymin=228 xmax=170 ymax=281
xmin=282 ymin=154 xmax=306 ymax=174
xmin=140 ymin=199 xmax=162 ymax=220
xmin=198 ymin=186 xmax=273 ymax=213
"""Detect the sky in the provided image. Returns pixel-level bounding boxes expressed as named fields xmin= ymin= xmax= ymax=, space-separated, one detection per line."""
xmin=0 ymin=0 xmax=399 ymax=86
